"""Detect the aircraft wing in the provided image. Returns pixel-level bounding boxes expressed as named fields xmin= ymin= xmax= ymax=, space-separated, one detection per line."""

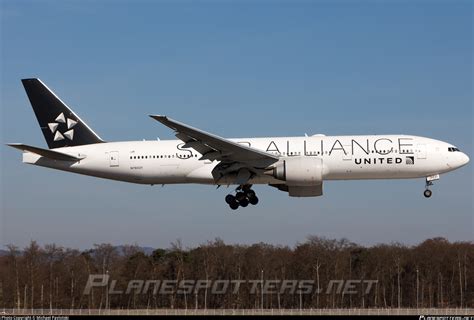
xmin=149 ymin=115 xmax=279 ymax=170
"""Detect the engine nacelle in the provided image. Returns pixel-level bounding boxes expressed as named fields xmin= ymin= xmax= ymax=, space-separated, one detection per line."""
xmin=270 ymin=157 xmax=323 ymax=186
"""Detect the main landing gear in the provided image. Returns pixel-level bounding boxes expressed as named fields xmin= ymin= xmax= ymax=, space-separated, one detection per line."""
xmin=225 ymin=185 xmax=259 ymax=210
xmin=424 ymin=174 xmax=439 ymax=198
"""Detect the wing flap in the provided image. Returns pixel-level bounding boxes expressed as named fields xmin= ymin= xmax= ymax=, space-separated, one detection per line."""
xmin=7 ymin=143 xmax=83 ymax=161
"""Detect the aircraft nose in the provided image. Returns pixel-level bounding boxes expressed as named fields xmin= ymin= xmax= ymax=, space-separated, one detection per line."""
xmin=460 ymin=152 xmax=470 ymax=166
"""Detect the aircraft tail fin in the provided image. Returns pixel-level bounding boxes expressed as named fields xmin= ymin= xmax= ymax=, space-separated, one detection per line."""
xmin=21 ymin=78 xmax=105 ymax=149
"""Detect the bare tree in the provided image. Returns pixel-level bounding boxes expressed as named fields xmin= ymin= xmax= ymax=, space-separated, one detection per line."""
xmin=0 ymin=237 xmax=472 ymax=309
xmin=6 ymin=245 xmax=21 ymax=309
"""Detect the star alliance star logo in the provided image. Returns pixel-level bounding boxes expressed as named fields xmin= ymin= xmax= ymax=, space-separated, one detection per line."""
xmin=48 ymin=112 xmax=77 ymax=141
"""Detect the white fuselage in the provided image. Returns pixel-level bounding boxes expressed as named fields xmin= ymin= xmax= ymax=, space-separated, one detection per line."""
xmin=22 ymin=135 xmax=469 ymax=186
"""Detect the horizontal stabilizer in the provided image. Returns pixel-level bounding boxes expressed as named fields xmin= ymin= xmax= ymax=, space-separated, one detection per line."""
xmin=6 ymin=143 xmax=83 ymax=161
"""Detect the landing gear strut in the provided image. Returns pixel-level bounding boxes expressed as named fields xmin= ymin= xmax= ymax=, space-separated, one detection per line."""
xmin=225 ymin=185 xmax=259 ymax=210
xmin=424 ymin=174 xmax=439 ymax=198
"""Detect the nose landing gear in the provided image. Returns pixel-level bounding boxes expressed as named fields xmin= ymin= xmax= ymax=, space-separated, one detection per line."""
xmin=424 ymin=174 xmax=439 ymax=198
xmin=225 ymin=185 xmax=259 ymax=210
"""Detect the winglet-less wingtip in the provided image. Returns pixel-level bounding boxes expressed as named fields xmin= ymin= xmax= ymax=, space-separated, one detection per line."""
xmin=149 ymin=115 xmax=167 ymax=121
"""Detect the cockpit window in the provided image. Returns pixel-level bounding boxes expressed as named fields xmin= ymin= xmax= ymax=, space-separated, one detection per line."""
xmin=448 ymin=147 xmax=461 ymax=152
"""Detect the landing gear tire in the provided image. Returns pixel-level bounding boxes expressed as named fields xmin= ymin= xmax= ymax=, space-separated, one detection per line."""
xmin=239 ymin=198 xmax=249 ymax=207
xmin=225 ymin=194 xmax=235 ymax=204
xmin=424 ymin=189 xmax=432 ymax=198
xmin=245 ymin=189 xmax=256 ymax=199
xmin=249 ymin=196 xmax=259 ymax=205
xmin=226 ymin=195 xmax=239 ymax=210
xmin=236 ymin=192 xmax=247 ymax=202
xmin=229 ymin=201 xmax=239 ymax=210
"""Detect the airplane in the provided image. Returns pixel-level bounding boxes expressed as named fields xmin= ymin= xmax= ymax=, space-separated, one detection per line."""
xmin=7 ymin=78 xmax=470 ymax=210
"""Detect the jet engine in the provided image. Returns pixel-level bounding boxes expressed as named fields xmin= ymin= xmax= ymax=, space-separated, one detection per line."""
xmin=266 ymin=157 xmax=324 ymax=197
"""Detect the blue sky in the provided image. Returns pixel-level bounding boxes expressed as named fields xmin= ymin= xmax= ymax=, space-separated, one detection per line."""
xmin=1 ymin=0 xmax=472 ymax=250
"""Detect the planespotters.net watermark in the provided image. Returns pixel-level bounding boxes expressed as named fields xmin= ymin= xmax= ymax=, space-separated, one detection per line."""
xmin=83 ymin=274 xmax=377 ymax=296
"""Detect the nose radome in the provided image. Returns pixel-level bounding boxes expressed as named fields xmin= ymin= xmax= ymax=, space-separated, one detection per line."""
xmin=460 ymin=152 xmax=470 ymax=166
